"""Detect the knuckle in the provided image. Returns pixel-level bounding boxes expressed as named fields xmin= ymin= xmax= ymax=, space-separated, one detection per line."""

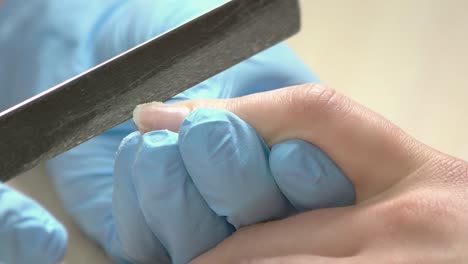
xmin=283 ymin=83 xmax=352 ymax=121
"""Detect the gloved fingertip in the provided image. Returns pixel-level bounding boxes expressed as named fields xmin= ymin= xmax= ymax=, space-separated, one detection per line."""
xmin=0 ymin=185 xmax=68 ymax=264
xmin=36 ymin=221 xmax=68 ymax=264
xmin=14 ymin=219 xmax=68 ymax=264
xmin=270 ymin=140 xmax=356 ymax=212
xmin=179 ymin=108 xmax=294 ymax=228
xmin=178 ymin=107 xmax=240 ymax=164
xmin=140 ymin=129 xmax=178 ymax=148
xmin=133 ymin=102 xmax=189 ymax=133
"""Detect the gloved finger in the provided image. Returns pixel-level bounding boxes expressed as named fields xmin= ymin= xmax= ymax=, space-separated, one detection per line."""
xmin=131 ymin=130 xmax=234 ymax=264
xmin=110 ymin=131 xmax=170 ymax=264
xmin=133 ymin=84 xmax=431 ymax=201
xmin=178 ymin=108 xmax=294 ymax=229
xmin=270 ymin=139 xmax=355 ymax=212
xmin=0 ymin=184 xmax=67 ymax=264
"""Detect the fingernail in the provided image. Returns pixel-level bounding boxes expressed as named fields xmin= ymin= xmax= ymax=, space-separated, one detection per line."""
xmin=133 ymin=102 xmax=190 ymax=133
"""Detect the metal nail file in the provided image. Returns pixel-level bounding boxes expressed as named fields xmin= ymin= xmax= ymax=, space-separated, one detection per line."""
xmin=0 ymin=0 xmax=301 ymax=181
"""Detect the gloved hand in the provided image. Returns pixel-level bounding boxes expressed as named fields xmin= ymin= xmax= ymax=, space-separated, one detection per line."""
xmin=0 ymin=184 xmax=66 ymax=264
xmin=13 ymin=0 xmax=355 ymax=263
xmin=112 ymin=106 xmax=355 ymax=264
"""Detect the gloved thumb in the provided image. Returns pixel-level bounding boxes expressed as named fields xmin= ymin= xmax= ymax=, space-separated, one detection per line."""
xmin=133 ymin=83 xmax=431 ymax=201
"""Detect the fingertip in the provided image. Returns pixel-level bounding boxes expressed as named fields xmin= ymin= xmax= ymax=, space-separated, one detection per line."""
xmin=270 ymin=140 xmax=355 ymax=211
xmin=178 ymin=107 xmax=236 ymax=157
xmin=23 ymin=214 xmax=68 ymax=264
xmin=118 ymin=130 xmax=142 ymax=151
xmin=0 ymin=185 xmax=68 ymax=264
xmin=179 ymin=108 xmax=294 ymax=228
xmin=140 ymin=129 xmax=178 ymax=148
xmin=35 ymin=219 xmax=68 ymax=264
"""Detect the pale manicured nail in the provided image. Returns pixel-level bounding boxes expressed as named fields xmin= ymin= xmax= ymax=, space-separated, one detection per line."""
xmin=133 ymin=102 xmax=190 ymax=133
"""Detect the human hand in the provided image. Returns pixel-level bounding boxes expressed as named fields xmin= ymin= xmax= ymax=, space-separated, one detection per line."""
xmin=41 ymin=1 xmax=355 ymax=263
xmin=133 ymin=83 xmax=468 ymax=263
xmin=112 ymin=106 xmax=354 ymax=263
xmin=0 ymin=184 xmax=66 ymax=264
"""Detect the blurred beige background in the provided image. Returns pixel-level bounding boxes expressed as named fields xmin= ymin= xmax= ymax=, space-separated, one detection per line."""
xmin=290 ymin=0 xmax=468 ymax=159
xmin=8 ymin=1 xmax=468 ymax=263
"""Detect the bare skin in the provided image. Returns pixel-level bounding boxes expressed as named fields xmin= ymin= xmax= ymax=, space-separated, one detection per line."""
xmin=134 ymin=83 xmax=468 ymax=263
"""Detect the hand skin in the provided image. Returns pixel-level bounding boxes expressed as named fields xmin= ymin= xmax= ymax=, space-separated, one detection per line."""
xmin=133 ymin=83 xmax=468 ymax=263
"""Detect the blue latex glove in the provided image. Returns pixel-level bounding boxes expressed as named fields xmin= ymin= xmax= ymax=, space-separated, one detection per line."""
xmin=0 ymin=184 xmax=67 ymax=264
xmin=112 ymin=107 xmax=355 ymax=264
xmin=1 ymin=0 xmax=355 ymax=263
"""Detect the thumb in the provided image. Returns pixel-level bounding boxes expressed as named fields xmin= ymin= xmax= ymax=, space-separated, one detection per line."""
xmin=133 ymin=83 xmax=432 ymax=201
